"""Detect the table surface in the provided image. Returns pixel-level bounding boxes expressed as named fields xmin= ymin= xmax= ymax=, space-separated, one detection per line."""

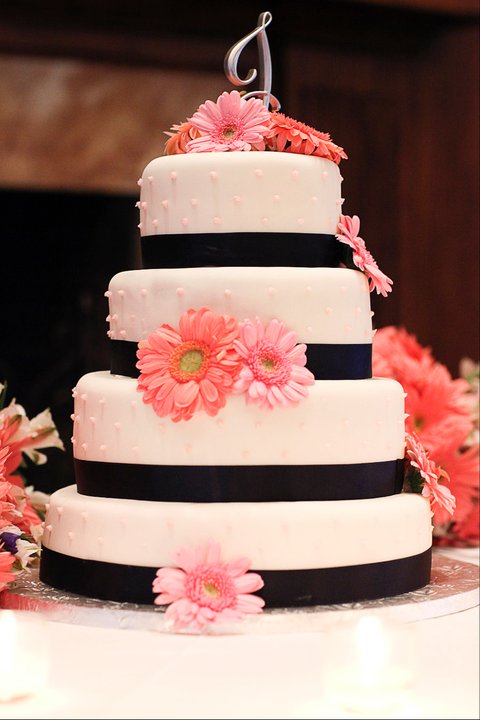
xmin=1 ymin=547 xmax=478 ymax=720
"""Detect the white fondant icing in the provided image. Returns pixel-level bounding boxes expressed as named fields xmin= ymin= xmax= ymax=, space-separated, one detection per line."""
xmin=72 ymin=372 xmax=405 ymax=466
xmin=43 ymin=485 xmax=432 ymax=570
xmin=140 ymin=153 xmax=342 ymax=235
xmin=107 ymin=267 xmax=372 ymax=344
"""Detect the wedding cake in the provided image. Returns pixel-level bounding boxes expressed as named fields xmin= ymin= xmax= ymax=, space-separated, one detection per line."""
xmin=40 ymin=18 xmax=433 ymax=623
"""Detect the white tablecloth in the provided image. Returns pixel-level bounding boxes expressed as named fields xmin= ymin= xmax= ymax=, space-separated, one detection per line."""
xmin=1 ymin=547 xmax=478 ymax=720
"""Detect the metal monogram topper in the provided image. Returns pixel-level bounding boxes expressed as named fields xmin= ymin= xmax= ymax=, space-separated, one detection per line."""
xmin=224 ymin=11 xmax=281 ymax=111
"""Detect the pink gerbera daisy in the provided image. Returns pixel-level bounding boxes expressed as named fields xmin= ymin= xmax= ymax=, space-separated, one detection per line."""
xmin=336 ymin=214 xmax=393 ymax=296
xmin=372 ymin=326 xmax=435 ymax=385
xmin=404 ymin=363 xmax=474 ymax=456
xmin=136 ymin=307 xmax=242 ymax=422
xmin=187 ymin=90 xmax=271 ymax=153
xmin=153 ymin=541 xmax=265 ymax=632
xmin=164 ymin=120 xmax=203 ymax=156
xmin=432 ymin=444 xmax=479 ymax=532
xmin=405 ymin=432 xmax=456 ymax=516
xmin=265 ymin=112 xmax=348 ymax=164
xmin=233 ymin=317 xmax=315 ymax=409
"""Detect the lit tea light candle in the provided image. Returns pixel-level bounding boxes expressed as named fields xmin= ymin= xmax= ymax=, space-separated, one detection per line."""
xmin=0 ymin=610 xmax=50 ymax=703
xmin=322 ymin=613 xmax=418 ymax=717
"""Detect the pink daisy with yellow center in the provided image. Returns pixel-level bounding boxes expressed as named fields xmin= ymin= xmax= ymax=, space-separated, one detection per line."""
xmin=186 ymin=90 xmax=271 ymax=153
xmin=153 ymin=541 xmax=265 ymax=632
xmin=233 ymin=317 xmax=315 ymax=409
xmin=336 ymin=214 xmax=393 ymax=296
xmin=265 ymin=112 xmax=348 ymax=164
xmin=136 ymin=307 xmax=241 ymax=422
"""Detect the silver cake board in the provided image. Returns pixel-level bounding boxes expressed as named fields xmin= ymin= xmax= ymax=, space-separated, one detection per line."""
xmin=1 ymin=553 xmax=478 ymax=634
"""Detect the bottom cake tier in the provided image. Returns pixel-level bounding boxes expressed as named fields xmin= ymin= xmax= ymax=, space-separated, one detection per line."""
xmin=40 ymin=486 xmax=433 ymax=607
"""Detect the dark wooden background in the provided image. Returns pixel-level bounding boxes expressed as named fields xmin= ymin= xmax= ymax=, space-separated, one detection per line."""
xmin=0 ymin=0 xmax=478 ymax=492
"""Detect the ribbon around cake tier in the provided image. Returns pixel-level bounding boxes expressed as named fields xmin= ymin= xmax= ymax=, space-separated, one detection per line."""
xmin=74 ymin=458 xmax=405 ymax=503
xmin=140 ymin=232 xmax=349 ymax=268
xmin=40 ymin=545 xmax=432 ymax=607
xmin=110 ymin=340 xmax=373 ymax=380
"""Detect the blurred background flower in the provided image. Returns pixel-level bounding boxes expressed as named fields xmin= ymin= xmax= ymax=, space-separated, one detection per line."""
xmin=373 ymin=327 xmax=479 ymax=546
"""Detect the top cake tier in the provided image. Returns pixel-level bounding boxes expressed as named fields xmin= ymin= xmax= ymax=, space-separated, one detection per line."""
xmin=138 ymin=152 xmax=343 ymax=237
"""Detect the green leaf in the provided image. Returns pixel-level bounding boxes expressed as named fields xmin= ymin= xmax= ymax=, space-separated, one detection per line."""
xmin=406 ymin=467 xmax=425 ymax=495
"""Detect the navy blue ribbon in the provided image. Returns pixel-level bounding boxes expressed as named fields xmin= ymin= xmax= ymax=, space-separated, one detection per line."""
xmin=141 ymin=232 xmax=348 ymax=269
xmin=110 ymin=339 xmax=372 ymax=380
xmin=40 ymin=546 xmax=432 ymax=607
xmin=74 ymin=458 xmax=404 ymax=503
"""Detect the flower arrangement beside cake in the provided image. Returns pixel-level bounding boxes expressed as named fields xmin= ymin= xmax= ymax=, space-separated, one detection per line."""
xmin=0 ymin=383 xmax=63 ymax=593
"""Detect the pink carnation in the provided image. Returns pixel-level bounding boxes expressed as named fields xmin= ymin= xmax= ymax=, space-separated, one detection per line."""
xmin=153 ymin=541 xmax=265 ymax=632
xmin=265 ymin=112 xmax=347 ymax=164
xmin=187 ymin=90 xmax=271 ymax=153
xmin=137 ymin=307 xmax=242 ymax=422
xmin=336 ymin=215 xmax=393 ymax=296
xmin=405 ymin=432 xmax=456 ymax=516
xmin=233 ymin=317 xmax=315 ymax=409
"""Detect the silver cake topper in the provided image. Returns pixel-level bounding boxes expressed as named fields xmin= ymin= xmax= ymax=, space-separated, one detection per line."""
xmin=224 ymin=11 xmax=281 ymax=111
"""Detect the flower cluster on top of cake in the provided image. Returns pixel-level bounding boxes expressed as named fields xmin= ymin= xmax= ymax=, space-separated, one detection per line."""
xmin=164 ymin=90 xmax=347 ymax=164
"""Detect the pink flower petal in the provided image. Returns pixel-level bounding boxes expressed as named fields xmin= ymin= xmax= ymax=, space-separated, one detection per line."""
xmin=225 ymin=556 xmax=251 ymax=578
xmin=248 ymin=381 xmax=267 ymax=399
xmin=289 ymin=365 xmax=315 ymax=384
xmin=199 ymin=377 xmax=219 ymax=404
xmin=197 ymin=605 xmax=216 ymax=623
xmin=282 ymin=382 xmax=309 ymax=403
xmin=286 ymin=344 xmax=308 ymax=365
xmin=267 ymin=385 xmax=289 ymax=407
xmin=174 ymin=545 xmax=198 ymax=573
xmin=264 ymin=319 xmax=284 ymax=345
xmin=204 ymin=540 xmax=221 ymax=566
xmin=233 ymin=572 xmax=264 ymax=594
xmin=277 ymin=329 xmax=298 ymax=353
xmin=217 ymin=607 xmax=245 ymax=623
xmin=173 ymin=380 xmax=200 ymax=408
xmin=235 ymin=594 xmax=265 ymax=613
xmin=154 ymin=592 xmax=178 ymax=605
